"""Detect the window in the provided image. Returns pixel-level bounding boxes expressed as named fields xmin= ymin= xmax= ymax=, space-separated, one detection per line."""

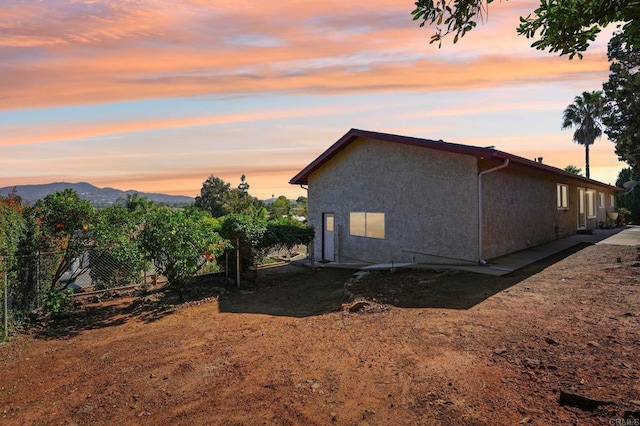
xmin=586 ymin=190 xmax=596 ymax=218
xmin=598 ymin=192 xmax=605 ymax=208
xmin=610 ymin=194 xmax=615 ymax=208
xmin=350 ymin=212 xmax=385 ymax=239
xmin=557 ymin=184 xmax=569 ymax=209
xmin=325 ymin=215 xmax=334 ymax=232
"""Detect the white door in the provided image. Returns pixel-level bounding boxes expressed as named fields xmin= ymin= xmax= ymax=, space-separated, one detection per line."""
xmin=577 ymin=188 xmax=586 ymax=229
xmin=322 ymin=213 xmax=335 ymax=261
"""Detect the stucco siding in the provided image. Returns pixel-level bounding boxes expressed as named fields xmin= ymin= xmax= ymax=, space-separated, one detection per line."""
xmin=481 ymin=165 xmax=564 ymax=259
xmin=308 ymin=137 xmax=479 ymax=264
xmin=481 ymin=165 xmax=619 ymax=260
xmin=299 ymin=130 xmax=623 ymax=266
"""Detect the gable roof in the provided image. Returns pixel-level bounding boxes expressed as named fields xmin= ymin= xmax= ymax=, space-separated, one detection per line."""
xmin=289 ymin=128 xmax=622 ymax=191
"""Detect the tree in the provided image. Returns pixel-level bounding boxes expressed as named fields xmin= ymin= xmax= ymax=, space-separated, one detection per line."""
xmin=237 ymin=174 xmax=250 ymax=193
xmin=603 ymin=32 xmax=640 ymax=176
xmin=219 ymin=214 xmax=267 ymax=278
xmin=223 ymin=188 xmax=263 ymax=217
xmin=138 ymin=207 xmax=226 ymax=298
xmin=33 ymin=189 xmax=94 ymax=290
xmin=615 ymin=167 xmax=640 ymax=223
xmin=88 ymin=205 xmax=148 ymax=289
xmin=270 ymin=196 xmax=292 ymax=219
xmin=194 ymin=175 xmax=231 ymax=218
xmin=121 ymin=192 xmax=152 ymax=213
xmin=411 ymin=0 xmax=639 ymax=58
xmin=0 ymin=191 xmax=26 ymax=321
xmin=218 ymin=215 xmax=314 ymax=279
xmin=563 ymin=165 xmax=583 ymax=176
xmin=195 ymin=175 xmax=263 ymax=217
xmin=258 ymin=218 xmax=314 ymax=255
xmin=561 ymin=90 xmax=605 ymax=179
xmin=294 ymin=196 xmax=308 ymax=217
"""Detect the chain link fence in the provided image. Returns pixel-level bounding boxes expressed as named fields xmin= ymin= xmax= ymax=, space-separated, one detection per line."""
xmin=0 ymin=250 xmax=170 ymax=339
xmin=1 ymin=244 xmax=307 ymax=339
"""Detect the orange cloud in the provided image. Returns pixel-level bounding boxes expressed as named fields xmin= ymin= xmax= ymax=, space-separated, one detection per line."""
xmin=0 ymin=0 xmax=609 ymax=111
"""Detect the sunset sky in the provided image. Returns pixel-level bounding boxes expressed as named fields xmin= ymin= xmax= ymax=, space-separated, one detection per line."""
xmin=0 ymin=0 xmax=627 ymax=199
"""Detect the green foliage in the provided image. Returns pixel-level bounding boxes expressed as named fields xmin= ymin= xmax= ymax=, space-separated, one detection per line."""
xmin=42 ymin=289 xmax=74 ymax=317
xmin=412 ymin=0 xmax=489 ymax=46
xmin=603 ymin=32 xmax=640 ymax=176
xmin=412 ymin=0 xmax=639 ymax=58
xmin=220 ymin=214 xmax=267 ymax=248
xmin=0 ymin=191 xmax=26 ymax=329
xmin=219 ymin=214 xmax=267 ymax=274
xmin=615 ymin=168 xmax=640 ymax=223
xmin=563 ymin=165 xmax=583 ymax=176
xmin=223 ymin=188 xmax=264 ymax=217
xmin=195 ymin=174 xmax=264 ymax=218
xmin=88 ymin=205 xmax=148 ymax=289
xmin=138 ymin=207 xmax=226 ymax=296
xmin=120 ymin=192 xmax=152 ymax=214
xmin=561 ymin=90 xmax=605 ymax=179
xmin=33 ymin=189 xmax=94 ymax=290
xmin=259 ymin=218 xmax=314 ymax=252
xmin=0 ymin=190 xmax=26 ymax=271
xmin=270 ymin=195 xmax=292 ymax=219
xmin=294 ymin=196 xmax=308 ymax=217
xmin=219 ymin=215 xmax=314 ymax=274
xmin=194 ymin=175 xmax=232 ymax=218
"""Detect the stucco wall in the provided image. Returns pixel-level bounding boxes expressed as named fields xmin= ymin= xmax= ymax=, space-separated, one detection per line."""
xmin=481 ymin=164 xmax=564 ymax=260
xmin=481 ymin=164 xmax=619 ymax=260
xmin=308 ymin=137 xmax=479 ymax=264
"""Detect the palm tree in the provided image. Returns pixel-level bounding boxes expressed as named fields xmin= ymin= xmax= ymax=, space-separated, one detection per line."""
xmin=561 ymin=90 xmax=605 ymax=179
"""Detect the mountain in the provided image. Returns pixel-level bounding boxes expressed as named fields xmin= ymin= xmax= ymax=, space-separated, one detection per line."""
xmin=0 ymin=182 xmax=194 ymax=207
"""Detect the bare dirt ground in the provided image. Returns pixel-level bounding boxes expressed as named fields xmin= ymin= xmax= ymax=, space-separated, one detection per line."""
xmin=1 ymin=244 xmax=639 ymax=425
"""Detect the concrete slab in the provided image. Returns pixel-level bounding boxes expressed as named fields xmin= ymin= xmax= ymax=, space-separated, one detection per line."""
xmin=596 ymin=225 xmax=640 ymax=246
xmin=361 ymin=263 xmax=413 ymax=271
xmin=311 ymin=226 xmax=640 ymax=277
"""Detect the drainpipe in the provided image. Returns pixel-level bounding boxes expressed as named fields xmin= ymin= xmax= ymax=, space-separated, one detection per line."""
xmin=478 ymin=159 xmax=509 ymax=264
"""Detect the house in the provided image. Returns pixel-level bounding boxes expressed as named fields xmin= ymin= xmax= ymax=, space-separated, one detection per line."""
xmin=289 ymin=129 xmax=622 ymax=265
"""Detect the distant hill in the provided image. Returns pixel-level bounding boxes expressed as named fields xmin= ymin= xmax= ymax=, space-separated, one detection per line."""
xmin=0 ymin=182 xmax=194 ymax=207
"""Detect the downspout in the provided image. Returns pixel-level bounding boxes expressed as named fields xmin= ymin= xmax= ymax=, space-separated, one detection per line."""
xmin=478 ymin=159 xmax=509 ymax=264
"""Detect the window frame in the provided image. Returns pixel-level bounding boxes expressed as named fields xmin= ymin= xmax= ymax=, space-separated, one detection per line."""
xmin=349 ymin=212 xmax=385 ymax=239
xmin=586 ymin=190 xmax=596 ymax=218
xmin=556 ymin=184 xmax=569 ymax=210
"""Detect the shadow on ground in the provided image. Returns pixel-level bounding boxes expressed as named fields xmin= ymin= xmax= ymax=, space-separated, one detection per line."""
xmin=29 ymin=243 xmax=591 ymax=338
xmin=218 ymin=243 xmax=592 ymax=315
xmin=30 ymin=275 xmax=227 ymax=340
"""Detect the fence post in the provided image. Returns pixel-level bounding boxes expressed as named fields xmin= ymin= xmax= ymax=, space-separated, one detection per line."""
xmin=36 ymin=250 xmax=40 ymax=306
xmin=3 ymin=269 xmax=7 ymax=341
xmin=236 ymin=238 xmax=240 ymax=289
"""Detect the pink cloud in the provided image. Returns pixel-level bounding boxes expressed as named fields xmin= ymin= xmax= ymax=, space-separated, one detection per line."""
xmin=0 ymin=0 xmax=609 ymax=111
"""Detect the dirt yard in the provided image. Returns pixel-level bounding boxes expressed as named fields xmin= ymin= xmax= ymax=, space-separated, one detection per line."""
xmin=1 ymin=244 xmax=639 ymax=425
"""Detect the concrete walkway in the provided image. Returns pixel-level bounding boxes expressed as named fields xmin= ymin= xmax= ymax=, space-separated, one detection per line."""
xmin=470 ymin=225 xmax=640 ymax=276
xmin=596 ymin=225 xmax=640 ymax=246
xmin=315 ymin=226 xmax=640 ymax=277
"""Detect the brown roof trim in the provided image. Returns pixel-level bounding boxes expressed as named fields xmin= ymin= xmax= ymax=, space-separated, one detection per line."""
xmin=289 ymin=128 xmax=623 ymax=191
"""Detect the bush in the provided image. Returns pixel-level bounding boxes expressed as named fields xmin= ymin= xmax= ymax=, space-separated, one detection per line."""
xmin=42 ymin=289 xmax=74 ymax=317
